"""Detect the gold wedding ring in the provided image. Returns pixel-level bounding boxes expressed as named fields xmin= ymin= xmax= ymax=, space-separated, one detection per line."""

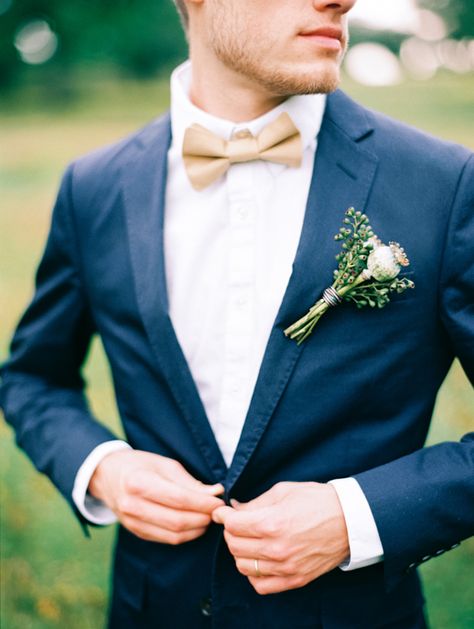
xmin=254 ymin=558 xmax=261 ymax=578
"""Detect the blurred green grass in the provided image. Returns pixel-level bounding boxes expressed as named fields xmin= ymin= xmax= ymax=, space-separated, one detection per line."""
xmin=1 ymin=71 xmax=473 ymax=628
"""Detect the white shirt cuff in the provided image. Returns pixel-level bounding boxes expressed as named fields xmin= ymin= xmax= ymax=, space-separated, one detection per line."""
xmin=72 ymin=440 xmax=131 ymax=525
xmin=328 ymin=477 xmax=384 ymax=570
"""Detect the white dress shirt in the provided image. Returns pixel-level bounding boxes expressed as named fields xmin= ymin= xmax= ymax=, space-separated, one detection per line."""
xmin=72 ymin=60 xmax=383 ymax=570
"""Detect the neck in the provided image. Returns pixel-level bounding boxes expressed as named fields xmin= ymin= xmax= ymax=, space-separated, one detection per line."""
xmin=188 ymin=48 xmax=286 ymax=122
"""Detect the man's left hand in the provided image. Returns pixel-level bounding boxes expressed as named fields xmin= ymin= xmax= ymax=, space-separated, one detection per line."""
xmin=212 ymin=482 xmax=350 ymax=595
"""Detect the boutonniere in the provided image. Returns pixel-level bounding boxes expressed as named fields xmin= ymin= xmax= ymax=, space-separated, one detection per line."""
xmin=284 ymin=207 xmax=415 ymax=345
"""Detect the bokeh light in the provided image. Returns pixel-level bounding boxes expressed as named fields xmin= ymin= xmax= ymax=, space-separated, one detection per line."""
xmin=14 ymin=20 xmax=58 ymax=65
xmin=345 ymin=43 xmax=403 ymax=86
xmin=347 ymin=0 xmax=473 ymax=82
xmin=414 ymin=10 xmax=448 ymax=41
xmin=349 ymin=0 xmax=420 ymax=33
xmin=400 ymin=37 xmax=440 ymax=79
xmin=437 ymin=38 xmax=473 ymax=73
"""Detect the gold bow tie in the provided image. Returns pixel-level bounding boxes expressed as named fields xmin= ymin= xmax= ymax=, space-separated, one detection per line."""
xmin=182 ymin=112 xmax=302 ymax=191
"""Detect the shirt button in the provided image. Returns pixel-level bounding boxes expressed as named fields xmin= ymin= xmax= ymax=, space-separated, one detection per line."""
xmin=200 ymin=597 xmax=212 ymax=617
xmin=236 ymin=296 xmax=247 ymax=307
xmin=236 ymin=206 xmax=248 ymax=218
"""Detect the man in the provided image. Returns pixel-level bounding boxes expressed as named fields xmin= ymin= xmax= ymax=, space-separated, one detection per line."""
xmin=1 ymin=0 xmax=473 ymax=627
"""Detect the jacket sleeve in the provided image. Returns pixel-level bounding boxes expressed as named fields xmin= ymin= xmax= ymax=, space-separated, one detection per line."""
xmin=354 ymin=154 xmax=474 ymax=593
xmin=0 ymin=164 xmax=119 ymax=526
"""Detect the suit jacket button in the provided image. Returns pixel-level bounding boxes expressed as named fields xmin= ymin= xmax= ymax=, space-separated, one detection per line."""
xmin=200 ymin=597 xmax=212 ymax=617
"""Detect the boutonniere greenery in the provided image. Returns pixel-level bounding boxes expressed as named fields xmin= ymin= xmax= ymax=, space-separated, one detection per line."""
xmin=284 ymin=207 xmax=415 ymax=345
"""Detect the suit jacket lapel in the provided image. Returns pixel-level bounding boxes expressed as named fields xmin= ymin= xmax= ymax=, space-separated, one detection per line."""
xmin=226 ymin=90 xmax=379 ymax=491
xmin=122 ymin=113 xmax=228 ymax=480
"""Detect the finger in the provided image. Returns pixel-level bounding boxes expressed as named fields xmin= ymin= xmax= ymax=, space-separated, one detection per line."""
xmin=230 ymin=498 xmax=245 ymax=509
xmin=234 ymin=557 xmax=295 ymax=578
xmin=223 ymin=530 xmax=290 ymax=563
xmin=203 ymin=483 xmax=225 ymax=496
xmin=230 ymin=487 xmax=280 ymax=511
xmin=118 ymin=498 xmax=213 ymax=531
xmin=247 ymin=575 xmax=307 ymax=596
xmin=169 ymin=469 xmax=224 ymax=495
xmin=223 ymin=530 xmax=273 ymax=560
xmin=126 ymin=470 xmax=225 ymax=513
xmin=154 ymin=457 xmax=224 ymax=495
xmin=212 ymin=506 xmax=269 ymax=537
xmin=122 ymin=515 xmax=208 ymax=544
xmin=153 ymin=477 xmax=225 ymax=513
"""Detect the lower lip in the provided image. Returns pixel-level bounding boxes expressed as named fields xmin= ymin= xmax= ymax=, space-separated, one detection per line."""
xmin=299 ymin=35 xmax=342 ymax=51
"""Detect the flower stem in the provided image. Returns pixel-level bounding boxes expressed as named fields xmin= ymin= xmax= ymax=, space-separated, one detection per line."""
xmin=283 ymin=273 xmax=369 ymax=343
xmin=284 ymin=299 xmax=328 ymax=337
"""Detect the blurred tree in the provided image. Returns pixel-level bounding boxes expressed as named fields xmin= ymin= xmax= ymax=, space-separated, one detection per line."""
xmin=418 ymin=0 xmax=474 ymax=37
xmin=1 ymin=1 xmax=472 ymax=92
xmin=348 ymin=26 xmax=406 ymax=56
xmin=0 ymin=0 xmax=187 ymax=90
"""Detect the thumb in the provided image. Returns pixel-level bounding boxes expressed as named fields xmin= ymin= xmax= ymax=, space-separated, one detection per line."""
xmin=212 ymin=505 xmax=233 ymax=524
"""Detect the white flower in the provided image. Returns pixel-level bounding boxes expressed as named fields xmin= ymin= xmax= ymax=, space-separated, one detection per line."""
xmin=367 ymin=245 xmax=401 ymax=281
xmin=364 ymin=235 xmax=382 ymax=250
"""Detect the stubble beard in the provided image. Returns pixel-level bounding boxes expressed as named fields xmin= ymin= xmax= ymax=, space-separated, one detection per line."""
xmin=209 ymin=12 xmax=347 ymax=97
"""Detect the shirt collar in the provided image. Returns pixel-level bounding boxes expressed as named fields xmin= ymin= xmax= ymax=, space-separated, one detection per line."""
xmin=170 ymin=59 xmax=326 ymax=174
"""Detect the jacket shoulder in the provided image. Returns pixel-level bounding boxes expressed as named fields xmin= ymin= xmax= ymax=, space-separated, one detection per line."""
xmin=329 ymin=89 xmax=472 ymax=173
xmin=66 ymin=112 xmax=171 ymax=206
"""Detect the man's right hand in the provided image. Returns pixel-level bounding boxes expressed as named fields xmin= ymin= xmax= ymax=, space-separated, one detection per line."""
xmin=88 ymin=450 xmax=225 ymax=544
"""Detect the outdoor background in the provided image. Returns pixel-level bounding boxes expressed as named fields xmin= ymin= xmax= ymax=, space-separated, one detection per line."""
xmin=1 ymin=1 xmax=473 ymax=627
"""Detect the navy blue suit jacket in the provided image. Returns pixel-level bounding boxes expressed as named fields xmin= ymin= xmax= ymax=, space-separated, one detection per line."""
xmin=1 ymin=90 xmax=473 ymax=628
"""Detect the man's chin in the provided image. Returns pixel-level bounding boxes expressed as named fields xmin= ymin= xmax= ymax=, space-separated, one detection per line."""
xmin=267 ymin=65 xmax=341 ymax=97
xmin=220 ymin=49 xmax=342 ymax=98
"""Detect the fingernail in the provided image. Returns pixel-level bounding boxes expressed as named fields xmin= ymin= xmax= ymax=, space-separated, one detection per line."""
xmin=230 ymin=498 xmax=240 ymax=507
xmin=204 ymin=483 xmax=224 ymax=493
xmin=212 ymin=510 xmax=223 ymax=524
